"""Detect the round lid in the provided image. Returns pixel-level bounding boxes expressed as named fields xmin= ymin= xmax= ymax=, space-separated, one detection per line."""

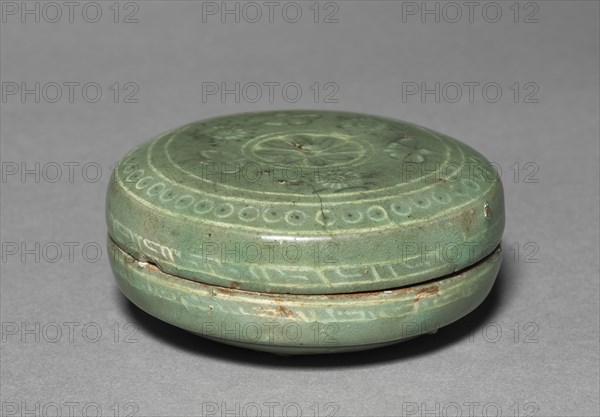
xmin=106 ymin=110 xmax=504 ymax=294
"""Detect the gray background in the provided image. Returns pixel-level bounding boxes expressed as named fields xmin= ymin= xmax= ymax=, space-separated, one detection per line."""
xmin=1 ymin=1 xmax=599 ymax=416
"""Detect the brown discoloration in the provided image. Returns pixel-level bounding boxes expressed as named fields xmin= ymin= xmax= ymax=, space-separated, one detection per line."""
xmin=287 ymin=141 xmax=307 ymax=152
xmin=437 ymin=177 xmax=447 ymax=183
xmin=459 ymin=209 xmax=476 ymax=231
xmin=215 ymin=286 xmax=236 ymax=296
xmin=137 ymin=257 xmax=161 ymax=273
xmin=182 ymin=275 xmax=446 ymax=300
xmin=416 ymin=285 xmax=439 ymax=299
xmin=144 ymin=262 xmax=161 ymax=273
xmin=272 ymin=299 xmax=294 ymax=317
xmin=277 ymin=305 xmax=294 ymax=318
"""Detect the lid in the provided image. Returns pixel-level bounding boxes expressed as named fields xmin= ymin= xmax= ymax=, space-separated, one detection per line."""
xmin=106 ymin=110 xmax=504 ymax=294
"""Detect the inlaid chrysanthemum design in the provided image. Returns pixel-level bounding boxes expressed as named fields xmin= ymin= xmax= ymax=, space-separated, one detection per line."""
xmin=384 ymin=136 xmax=432 ymax=163
xmin=314 ymin=169 xmax=363 ymax=190
xmin=209 ymin=127 xmax=248 ymax=141
xmin=250 ymin=133 xmax=366 ymax=167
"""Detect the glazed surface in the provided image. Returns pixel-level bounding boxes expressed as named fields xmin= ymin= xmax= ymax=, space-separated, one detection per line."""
xmin=109 ymin=237 xmax=502 ymax=354
xmin=107 ymin=111 xmax=504 ymax=294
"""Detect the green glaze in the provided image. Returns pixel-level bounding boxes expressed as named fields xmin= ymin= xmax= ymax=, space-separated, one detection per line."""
xmin=107 ymin=111 xmax=504 ymax=294
xmin=109 ymin=237 xmax=501 ymax=354
xmin=106 ymin=110 xmax=505 ymax=354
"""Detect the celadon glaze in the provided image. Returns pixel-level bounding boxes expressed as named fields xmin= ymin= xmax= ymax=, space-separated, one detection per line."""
xmin=106 ymin=110 xmax=504 ymax=354
xmin=109 ymin=238 xmax=501 ymax=354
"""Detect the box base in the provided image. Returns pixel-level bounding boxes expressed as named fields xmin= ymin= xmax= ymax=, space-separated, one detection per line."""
xmin=109 ymin=237 xmax=501 ymax=355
